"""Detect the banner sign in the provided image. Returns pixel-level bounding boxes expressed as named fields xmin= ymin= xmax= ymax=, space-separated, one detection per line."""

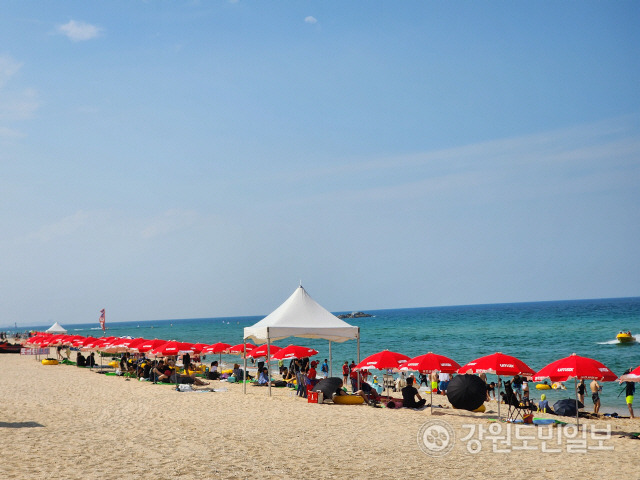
xmin=21 ymin=347 xmax=49 ymax=355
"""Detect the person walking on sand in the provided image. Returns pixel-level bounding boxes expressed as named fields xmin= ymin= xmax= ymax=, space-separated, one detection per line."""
xmin=590 ymin=379 xmax=602 ymax=415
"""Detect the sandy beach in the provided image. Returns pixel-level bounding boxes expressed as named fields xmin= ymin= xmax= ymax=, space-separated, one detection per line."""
xmin=1 ymin=354 xmax=639 ymax=480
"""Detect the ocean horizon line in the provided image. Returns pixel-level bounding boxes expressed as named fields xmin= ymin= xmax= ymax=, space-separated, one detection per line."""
xmin=3 ymin=295 xmax=638 ymax=331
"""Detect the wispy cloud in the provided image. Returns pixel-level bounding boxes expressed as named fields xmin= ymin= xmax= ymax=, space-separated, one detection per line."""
xmin=0 ymin=55 xmax=22 ymax=89
xmin=0 ymin=55 xmax=39 ymax=138
xmin=141 ymin=209 xmax=198 ymax=239
xmin=57 ymin=20 xmax=103 ymax=42
xmin=27 ymin=211 xmax=92 ymax=242
xmin=304 ymin=16 xmax=317 ymax=24
xmin=264 ymin=116 xmax=640 ymax=206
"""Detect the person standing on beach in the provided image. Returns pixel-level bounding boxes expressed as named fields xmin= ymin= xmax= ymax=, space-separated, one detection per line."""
xmin=590 ymin=379 xmax=602 ymax=414
xmin=342 ymin=361 xmax=349 ymax=386
xmin=321 ymin=359 xmax=329 ymax=378
xmin=622 ymin=369 xmax=635 ymax=419
xmin=577 ymin=380 xmax=586 ymax=405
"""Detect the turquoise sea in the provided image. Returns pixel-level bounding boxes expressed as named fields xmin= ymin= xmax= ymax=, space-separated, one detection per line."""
xmin=15 ymin=297 xmax=640 ymax=413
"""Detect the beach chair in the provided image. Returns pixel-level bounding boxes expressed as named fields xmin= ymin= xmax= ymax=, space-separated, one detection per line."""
xmin=502 ymin=381 xmax=534 ymax=422
xmin=382 ymin=374 xmax=395 ymax=392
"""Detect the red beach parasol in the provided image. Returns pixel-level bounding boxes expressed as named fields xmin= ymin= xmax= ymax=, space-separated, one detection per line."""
xmin=534 ymin=353 xmax=617 ymax=427
xmin=269 ymin=345 xmax=318 ymax=361
xmin=458 ymin=352 xmax=535 ymax=421
xmin=354 ymin=349 xmax=410 ymax=371
xmin=148 ymin=340 xmax=194 ymax=357
xmin=402 ymin=352 xmax=461 ymax=412
xmin=247 ymin=344 xmax=282 ymax=358
xmin=201 ymin=342 xmax=232 ymax=373
xmin=201 ymin=342 xmax=231 ymax=354
xmin=458 ymin=352 xmax=535 ymax=377
xmin=619 ymin=365 xmax=640 ymax=382
xmin=131 ymin=339 xmax=168 ymax=354
xmin=227 ymin=343 xmax=256 ymax=354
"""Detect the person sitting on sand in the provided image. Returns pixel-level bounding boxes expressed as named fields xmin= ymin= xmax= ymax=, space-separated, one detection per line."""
xmin=283 ymin=368 xmax=296 ymax=388
xmin=537 ymin=394 xmax=553 ymax=414
xmin=355 ymin=381 xmax=381 ymax=404
xmin=155 ymin=360 xmax=173 ymax=383
xmin=332 ymin=380 xmax=348 ymax=399
xmin=86 ymin=352 xmax=96 ymax=368
xmin=402 ymin=377 xmax=426 ymax=409
xmin=178 ymin=364 xmax=209 ymax=386
xmin=76 ymin=352 xmax=86 ymax=367
xmin=232 ymin=363 xmax=244 ymax=381
xmin=258 ymin=367 xmax=270 ymax=385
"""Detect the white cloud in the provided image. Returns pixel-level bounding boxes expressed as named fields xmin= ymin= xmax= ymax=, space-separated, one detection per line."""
xmin=141 ymin=209 xmax=198 ymax=239
xmin=0 ymin=55 xmax=22 ymax=89
xmin=57 ymin=20 xmax=103 ymax=42
xmin=28 ymin=211 xmax=92 ymax=242
xmin=0 ymin=126 xmax=25 ymax=139
xmin=0 ymin=55 xmax=39 ymax=136
xmin=304 ymin=16 xmax=317 ymax=24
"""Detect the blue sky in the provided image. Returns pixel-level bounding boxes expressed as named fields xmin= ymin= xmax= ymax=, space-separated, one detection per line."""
xmin=1 ymin=1 xmax=639 ymax=327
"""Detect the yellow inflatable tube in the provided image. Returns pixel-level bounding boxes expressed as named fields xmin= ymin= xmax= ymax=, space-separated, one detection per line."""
xmin=332 ymin=395 xmax=365 ymax=405
xmin=42 ymin=359 xmax=59 ymax=365
xmin=536 ymin=384 xmax=551 ymax=390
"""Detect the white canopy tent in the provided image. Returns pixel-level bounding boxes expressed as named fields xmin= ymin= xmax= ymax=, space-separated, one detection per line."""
xmin=45 ymin=322 xmax=67 ymax=334
xmin=243 ymin=285 xmax=360 ymax=396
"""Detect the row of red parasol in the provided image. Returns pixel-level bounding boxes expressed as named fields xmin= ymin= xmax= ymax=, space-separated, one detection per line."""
xmin=24 ymin=333 xmax=319 ymax=362
xmin=353 ymin=349 xmax=620 ymax=424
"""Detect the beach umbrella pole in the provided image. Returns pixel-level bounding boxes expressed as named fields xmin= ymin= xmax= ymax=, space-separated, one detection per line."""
xmin=329 ymin=340 xmax=332 ymax=378
xmin=497 ymin=375 xmax=501 ymax=421
xmin=575 ymin=377 xmax=580 ymax=430
xmin=430 ymin=383 xmax=433 ymax=415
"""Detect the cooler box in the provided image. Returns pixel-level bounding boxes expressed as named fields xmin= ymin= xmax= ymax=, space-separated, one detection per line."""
xmin=308 ymin=391 xmax=318 ymax=403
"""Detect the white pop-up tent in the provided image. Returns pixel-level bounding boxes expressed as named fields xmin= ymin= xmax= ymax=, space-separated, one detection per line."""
xmin=45 ymin=322 xmax=67 ymax=334
xmin=243 ymin=285 xmax=360 ymax=396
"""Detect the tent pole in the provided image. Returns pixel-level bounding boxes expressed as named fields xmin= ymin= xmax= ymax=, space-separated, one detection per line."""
xmin=243 ymin=339 xmax=247 ymax=395
xmin=328 ymin=341 xmax=332 ymax=378
xmin=267 ymin=332 xmax=272 ymax=397
xmin=357 ymin=329 xmax=361 ymax=392
xmin=575 ymin=377 xmax=579 ymax=430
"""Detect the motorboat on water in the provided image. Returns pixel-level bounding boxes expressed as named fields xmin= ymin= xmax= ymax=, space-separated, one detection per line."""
xmin=617 ymin=331 xmax=636 ymax=344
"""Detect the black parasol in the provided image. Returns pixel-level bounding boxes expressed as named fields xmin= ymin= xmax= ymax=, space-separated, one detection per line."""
xmin=553 ymin=398 xmax=584 ymax=417
xmin=446 ymin=374 xmax=486 ymax=411
xmin=312 ymin=377 xmax=344 ymax=400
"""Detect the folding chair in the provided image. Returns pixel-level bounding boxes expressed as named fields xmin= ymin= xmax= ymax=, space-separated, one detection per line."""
xmin=382 ymin=374 xmax=396 ymax=393
xmin=502 ymin=381 xmax=534 ymax=422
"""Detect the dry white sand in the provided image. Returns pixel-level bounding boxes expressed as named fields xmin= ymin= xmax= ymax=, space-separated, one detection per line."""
xmin=1 ymin=354 xmax=639 ymax=480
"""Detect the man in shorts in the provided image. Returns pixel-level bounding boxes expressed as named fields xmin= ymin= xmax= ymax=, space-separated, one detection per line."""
xmin=623 ymin=369 xmax=635 ymax=418
xmin=590 ymin=379 xmax=601 ymax=414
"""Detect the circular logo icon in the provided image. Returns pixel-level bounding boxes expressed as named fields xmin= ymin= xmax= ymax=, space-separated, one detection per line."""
xmin=417 ymin=419 xmax=455 ymax=456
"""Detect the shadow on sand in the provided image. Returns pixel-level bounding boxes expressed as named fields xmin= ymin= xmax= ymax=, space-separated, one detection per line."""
xmin=0 ymin=421 xmax=44 ymax=428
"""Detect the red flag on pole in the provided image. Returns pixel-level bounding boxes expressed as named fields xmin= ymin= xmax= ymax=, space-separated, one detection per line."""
xmin=99 ymin=309 xmax=106 ymax=332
